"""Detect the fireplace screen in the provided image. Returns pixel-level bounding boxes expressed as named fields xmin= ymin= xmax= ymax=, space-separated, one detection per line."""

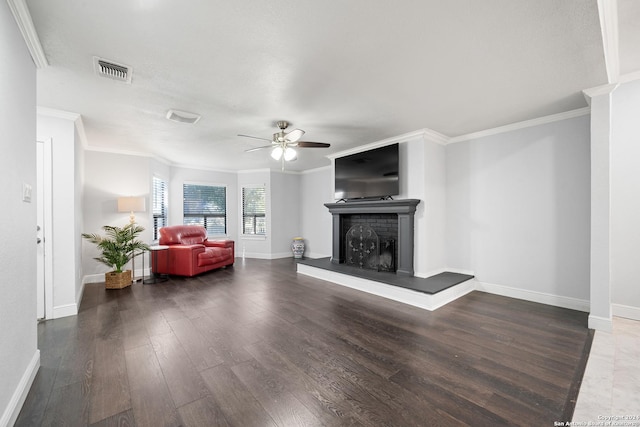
xmin=345 ymin=225 xmax=379 ymax=270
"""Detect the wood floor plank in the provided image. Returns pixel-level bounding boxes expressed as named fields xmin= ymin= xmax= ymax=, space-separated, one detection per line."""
xmin=41 ymin=380 xmax=90 ymax=426
xmin=245 ymin=340 xmax=367 ymax=427
xmin=189 ymin=313 xmax=254 ymax=365
xmin=168 ymin=317 xmax=224 ymax=371
xmin=119 ymin=308 xmax=152 ymax=351
xmin=231 ymin=358 xmax=321 ymax=426
xmin=89 ymin=338 xmax=131 ymax=424
xmin=150 ymin=332 xmax=210 ymax=407
xmin=88 ymin=409 xmax=136 ymax=427
xmin=124 ymin=343 xmax=181 ymax=427
xmin=200 ymin=364 xmax=277 ymax=427
xmin=176 ymin=396 xmax=230 ymax=427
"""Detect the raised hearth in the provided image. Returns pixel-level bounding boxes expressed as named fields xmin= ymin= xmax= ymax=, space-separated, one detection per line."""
xmin=296 ymin=258 xmax=476 ymax=311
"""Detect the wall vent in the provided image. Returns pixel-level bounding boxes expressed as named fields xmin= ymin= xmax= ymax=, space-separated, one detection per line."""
xmin=93 ymin=56 xmax=132 ymax=84
xmin=166 ymin=109 xmax=201 ymax=125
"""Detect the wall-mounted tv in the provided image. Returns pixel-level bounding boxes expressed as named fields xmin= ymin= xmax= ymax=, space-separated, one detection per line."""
xmin=334 ymin=143 xmax=399 ymax=200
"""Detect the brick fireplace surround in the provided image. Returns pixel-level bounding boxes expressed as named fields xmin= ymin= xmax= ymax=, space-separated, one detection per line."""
xmin=324 ymin=199 xmax=421 ymax=276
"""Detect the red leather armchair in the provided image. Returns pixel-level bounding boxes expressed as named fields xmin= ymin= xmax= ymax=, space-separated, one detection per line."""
xmin=152 ymin=225 xmax=234 ymax=277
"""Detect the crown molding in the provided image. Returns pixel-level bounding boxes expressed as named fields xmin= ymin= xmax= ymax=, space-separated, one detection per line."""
xmin=37 ymin=106 xmax=79 ymax=121
xmin=619 ymin=69 xmax=640 ymax=84
xmin=582 ymin=82 xmax=619 ymax=101
xmin=37 ymin=106 xmax=89 ymax=148
xmin=448 ymin=107 xmax=591 ymax=144
xmin=171 ymin=162 xmax=238 ymax=174
xmin=421 ymin=128 xmax=449 ymax=145
xmin=7 ymin=0 xmax=48 ymax=68
xmin=597 ymin=0 xmax=619 ymax=84
xmin=327 ymin=128 xmax=446 ymax=160
xmin=300 ymin=165 xmax=332 ymax=175
xmin=237 ymin=168 xmax=271 ymax=174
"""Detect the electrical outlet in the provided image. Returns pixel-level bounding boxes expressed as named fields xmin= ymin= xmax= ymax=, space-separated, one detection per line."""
xmin=23 ymin=183 xmax=32 ymax=203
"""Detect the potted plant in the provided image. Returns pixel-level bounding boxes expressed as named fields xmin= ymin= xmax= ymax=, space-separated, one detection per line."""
xmin=82 ymin=223 xmax=150 ymax=289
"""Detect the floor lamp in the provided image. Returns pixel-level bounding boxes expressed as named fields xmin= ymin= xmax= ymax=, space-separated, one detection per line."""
xmin=117 ymin=196 xmax=146 ymax=282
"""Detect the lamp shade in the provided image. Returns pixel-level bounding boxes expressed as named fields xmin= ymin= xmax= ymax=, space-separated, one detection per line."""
xmin=117 ymin=196 xmax=146 ymax=213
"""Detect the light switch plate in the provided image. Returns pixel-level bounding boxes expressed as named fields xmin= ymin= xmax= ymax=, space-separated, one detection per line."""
xmin=23 ymin=183 xmax=32 ymax=203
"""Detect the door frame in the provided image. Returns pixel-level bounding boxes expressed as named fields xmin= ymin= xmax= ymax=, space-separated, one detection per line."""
xmin=36 ymin=139 xmax=54 ymax=320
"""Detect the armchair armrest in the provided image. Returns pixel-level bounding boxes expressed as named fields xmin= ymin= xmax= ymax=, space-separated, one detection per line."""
xmin=204 ymin=239 xmax=234 ymax=249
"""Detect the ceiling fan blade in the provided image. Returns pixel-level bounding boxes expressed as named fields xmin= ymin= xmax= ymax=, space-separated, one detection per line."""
xmin=238 ymin=134 xmax=272 ymax=142
xmin=244 ymin=145 xmax=274 ymax=153
xmin=285 ymin=128 xmax=305 ymax=143
xmin=297 ymin=141 xmax=331 ymax=148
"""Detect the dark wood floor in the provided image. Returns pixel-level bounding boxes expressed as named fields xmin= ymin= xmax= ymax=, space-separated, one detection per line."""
xmin=16 ymin=258 xmax=592 ymax=426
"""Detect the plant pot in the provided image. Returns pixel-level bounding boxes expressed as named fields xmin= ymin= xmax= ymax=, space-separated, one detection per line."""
xmin=105 ymin=270 xmax=132 ymax=289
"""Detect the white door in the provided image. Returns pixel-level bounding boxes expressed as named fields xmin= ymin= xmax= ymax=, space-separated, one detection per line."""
xmin=36 ymin=139 xmax=53 ymax=320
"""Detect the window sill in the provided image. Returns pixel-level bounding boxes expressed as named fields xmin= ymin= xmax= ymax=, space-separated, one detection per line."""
xmin=240 ymin=235 xmax=267 ymax=241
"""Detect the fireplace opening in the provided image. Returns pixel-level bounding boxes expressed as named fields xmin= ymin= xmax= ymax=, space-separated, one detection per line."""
xmin=379 ymin=239 xmax=395 ymax=272
xmin=345 ymin=224 xmax=397 ymax=272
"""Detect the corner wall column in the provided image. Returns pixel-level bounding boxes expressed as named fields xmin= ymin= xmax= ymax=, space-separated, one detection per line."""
xmin=584 ymin=85 xmax=616 ymax=332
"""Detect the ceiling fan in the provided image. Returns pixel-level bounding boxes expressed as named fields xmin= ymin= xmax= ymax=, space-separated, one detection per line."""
xmin=239 ymin=121 xmax=330 ymax=169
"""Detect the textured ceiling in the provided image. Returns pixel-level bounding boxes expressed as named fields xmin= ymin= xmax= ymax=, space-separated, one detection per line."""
xmin=27 ymin=0 xmax=613 ymax=171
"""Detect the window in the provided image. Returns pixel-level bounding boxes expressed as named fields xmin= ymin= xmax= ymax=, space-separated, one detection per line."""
xmin=152 ymin=177 xmax=167 ymax=240
xmin=242 ymin=186 xmax=266 ymax=235
xmin=183 ymin=183 xmax=226 ymax=235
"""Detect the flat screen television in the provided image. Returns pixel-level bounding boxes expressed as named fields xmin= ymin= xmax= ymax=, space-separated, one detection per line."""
xmin=334 ymin=143 xmax=399 ymax=200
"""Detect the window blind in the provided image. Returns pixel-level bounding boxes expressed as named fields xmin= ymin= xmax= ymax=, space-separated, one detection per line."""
xmin=152 ymin=177 xmax=167 ymax=240
xmin=242 ymin=187 xmax=266 ymax=235
xmin=183 ymin=184 xmax=226 ymax=235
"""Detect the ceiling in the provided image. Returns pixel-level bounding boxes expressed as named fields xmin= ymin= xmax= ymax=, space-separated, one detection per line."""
xmin=23 ymin=0 xmax=639 ymax=171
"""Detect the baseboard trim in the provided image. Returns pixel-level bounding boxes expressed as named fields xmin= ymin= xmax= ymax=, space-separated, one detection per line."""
xmin=75 ymin=281 xmax=85 ymax=312
xmin=242 ymin=252 xmax=292 ymax=260
xmin=612 ymin=303 xmax=640 ymax=321
xmin=588 ymin=314 xmax=613 ymax=332
xmin=52 ymin=303 xmax=78 ymax=319
xmin=303 ymin=252 xmax=330 ymax=260
xmin=83 ymin=273 xmax=104 ymax=284
xmin=0 ymin=349 xmax=40 ymax=427
xmin=476 ymin=280 xmax=590 ymax=312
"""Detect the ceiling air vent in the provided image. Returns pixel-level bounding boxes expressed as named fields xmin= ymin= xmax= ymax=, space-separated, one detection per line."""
xmin=166 ymin=109 xmax=201 ymax=125
xmin=93 ymin=56 xmax=132 ymax=84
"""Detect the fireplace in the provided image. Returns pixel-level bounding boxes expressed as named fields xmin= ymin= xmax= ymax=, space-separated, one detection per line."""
xmin=324 ymin=199 xmax=420 ymax=276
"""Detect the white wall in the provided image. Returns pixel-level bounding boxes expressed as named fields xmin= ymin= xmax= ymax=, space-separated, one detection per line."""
xmin=610 ymin=79 xmax=640 ymax=320
xmin=36 ymin=113 xmax=83 ymax=318
xmin=299 ymin=167 xmax=333 ymax=258
xmin=270 ymin=171 xmax=301 ymax=258
xmin=83 ymin=151 xmax=153 ymax=277
xmin=446 ymin=115 xmax=591 ymax=305
xmin=0 ymin=3 xmax=39 ymax=425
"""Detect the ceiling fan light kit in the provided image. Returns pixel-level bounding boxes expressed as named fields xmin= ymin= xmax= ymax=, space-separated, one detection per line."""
xmin=239 ymin=120 xmax=331 ymax=170
xmin=270 ymin=146 xmax=283 ymax=160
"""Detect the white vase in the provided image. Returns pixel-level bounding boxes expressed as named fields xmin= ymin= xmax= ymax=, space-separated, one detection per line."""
xmin=291 ymin=237 xmax=305 ymax=259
